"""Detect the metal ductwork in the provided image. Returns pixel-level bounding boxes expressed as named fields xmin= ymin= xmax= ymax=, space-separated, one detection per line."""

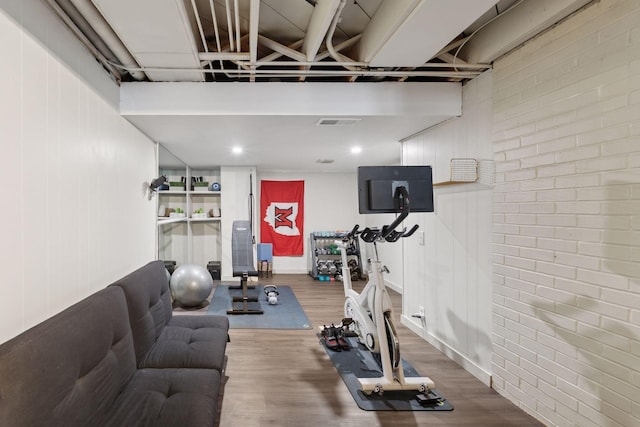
xmin=350 ymin=0 xmax=500 ymax=67
xmin=67 ymin=0 xmax=146 ymax=80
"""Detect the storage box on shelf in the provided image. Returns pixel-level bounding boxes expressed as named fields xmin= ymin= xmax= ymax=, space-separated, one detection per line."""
xmin=191 ymin=181 xmax=209 ymax=192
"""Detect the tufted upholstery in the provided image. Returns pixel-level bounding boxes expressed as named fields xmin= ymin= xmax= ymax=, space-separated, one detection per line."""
xmin=106 ymin=368 xmax=220 ymax=427
xmin=0 ymin=287 xmax=221 ymax=426
xmin=109 ymin=260 xmax=229 ymax=371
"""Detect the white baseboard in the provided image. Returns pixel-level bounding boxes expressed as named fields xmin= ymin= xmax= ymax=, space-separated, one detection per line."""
xmin=401 ymin=314 xmax=492 ymax=387
xmin=384 ymin=279 xmax=402 ymax=294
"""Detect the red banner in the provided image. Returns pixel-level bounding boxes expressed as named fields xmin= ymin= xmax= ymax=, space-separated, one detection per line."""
xmin=260 ymin=180 xmax=304 ymax=256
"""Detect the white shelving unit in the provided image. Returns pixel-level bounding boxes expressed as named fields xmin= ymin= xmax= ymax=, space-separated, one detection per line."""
xmin=156 ymin=162 xmax=222 ymax=269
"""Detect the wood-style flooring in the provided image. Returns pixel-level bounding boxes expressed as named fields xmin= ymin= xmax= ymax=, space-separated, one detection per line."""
xmin=175 ymin=274 xmax=543 ymax=427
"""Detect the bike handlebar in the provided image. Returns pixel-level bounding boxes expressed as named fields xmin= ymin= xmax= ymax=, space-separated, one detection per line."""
xmin=346 ymin=185 xmax=421 ymax=243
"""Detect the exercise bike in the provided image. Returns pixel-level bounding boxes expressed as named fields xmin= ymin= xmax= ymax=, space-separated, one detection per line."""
xmin=336 ymin=186 xmax=435 ymax=396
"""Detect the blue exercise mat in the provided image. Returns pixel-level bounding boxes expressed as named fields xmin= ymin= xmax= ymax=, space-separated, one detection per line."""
xmin=207 ymin=285 xmax=312 ymax=330
xmin=321 ymin=335 xmax=453 ymax=411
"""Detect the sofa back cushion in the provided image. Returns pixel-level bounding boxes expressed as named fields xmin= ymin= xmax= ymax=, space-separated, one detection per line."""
xmin=110 ymin=260 xmax=173 ymax=365
xmin=0 ymin=287 xmax=137 ymax=426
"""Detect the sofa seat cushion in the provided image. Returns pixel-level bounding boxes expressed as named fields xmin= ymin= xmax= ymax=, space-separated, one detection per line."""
xmin=171 ymin=313 xmax=229 ymax=331
xmin=140 ymin=320 xmax=228 ymax=370
xmin=105 ymin=368 xmax=221 ymax=427
xmin=110 ymin=260 xmax=230 ymax=370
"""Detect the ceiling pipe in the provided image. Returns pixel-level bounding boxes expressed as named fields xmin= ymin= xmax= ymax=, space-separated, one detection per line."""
xmin=108 ymin=62 xmax=482 ymax=79
xmin=210 ymin=34 xmax=253 ymax=79
xmin=315 ymin=34 xmax=361 ymax=61
xmin=209 ymin=0 xmax=223 ymax=53
xmin=208 ymin=0 xmax=224 ymax=78
xmin=325 ymin=0 xmax=355 ymax=66
xmin=249 ymin=0 xmax=260 ymax=81
xmin=68 ymin=0 xmax=145 ymax=80
xmin=44 ymin=0 xmax=123 ymax=81
xmin=190 ymin=0 xmax=209 ymax=54
xmin=234 ymin=0 xmax=241 ymax=52
xmin=302 ymin=0 xmax=341 ymax=61
xmin=199 ymin=52 xmax=251 ymax=61
xmin=224 ymin=0 xmax=235 ymax=51
xmin=234 ymin=60 xmax=489 ymax=69
xmin=325 ymin=0 xmax=361 ymax=82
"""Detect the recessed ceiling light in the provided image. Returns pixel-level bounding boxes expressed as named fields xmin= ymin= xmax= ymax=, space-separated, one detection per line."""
xmin=232 ymin=146 xmax=243 ymax=154
xmin=351 ymin=146 xmax=362 ymax=154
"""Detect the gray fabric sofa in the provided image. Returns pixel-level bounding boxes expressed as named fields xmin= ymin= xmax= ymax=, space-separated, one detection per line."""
xmin=0 ymin=261 xmax=229 ymax=427
xmin=109 ymin=260 xmax=229 ymax=371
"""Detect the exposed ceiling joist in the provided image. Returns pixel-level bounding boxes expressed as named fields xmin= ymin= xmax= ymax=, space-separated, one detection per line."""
xmin=258 ymin=35 xmax=307 ymax=62
xmin=249 ymin=0 xmax=259 ymax=64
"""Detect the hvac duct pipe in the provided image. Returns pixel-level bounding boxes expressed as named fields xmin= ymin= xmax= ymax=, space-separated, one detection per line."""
xmin=68 ymin=0 xmax=145 ymax=80
xmin=45 ymin=0 xmax=122 ymax=80
xmin=325 ymin=0 xmax=358 ymax=70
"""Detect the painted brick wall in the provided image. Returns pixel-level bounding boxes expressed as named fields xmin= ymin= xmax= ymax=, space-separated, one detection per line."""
xmin=492 ymin=0 xmax=640 ymax=426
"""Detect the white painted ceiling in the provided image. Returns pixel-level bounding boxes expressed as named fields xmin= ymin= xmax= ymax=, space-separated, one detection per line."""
xmin=47 ymin=0 xmax=592 ymax=171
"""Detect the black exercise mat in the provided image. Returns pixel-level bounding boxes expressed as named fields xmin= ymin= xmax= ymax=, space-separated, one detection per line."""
xmin=208 ymin=285 xmax=312 ymax=330
xmin=321 ymin=335 xmax=453 ymax=411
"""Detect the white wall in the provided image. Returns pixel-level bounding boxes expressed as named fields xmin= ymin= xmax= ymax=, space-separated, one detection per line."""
xmin=491 ymin=0 xmax=640 ymax=426
xmin=256 ymin=170 xmax=362 ymax=274
xmin=0 ymin=8 xmax=156 ymax=343
xmin=400 ymin=71 xmax=494 ymax=384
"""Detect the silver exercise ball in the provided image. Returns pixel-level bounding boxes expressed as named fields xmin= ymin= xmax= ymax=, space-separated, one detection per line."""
xmin=170 ymin=264 xmax=213 ymax=306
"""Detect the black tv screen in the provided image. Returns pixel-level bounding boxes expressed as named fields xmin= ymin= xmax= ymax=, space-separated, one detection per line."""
xmin=357 ymin=166 xmax=434 ymax=214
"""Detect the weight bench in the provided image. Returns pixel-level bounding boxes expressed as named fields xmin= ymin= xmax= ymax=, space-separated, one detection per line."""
xmin=228 ymin=220 xmax=263 ymax=314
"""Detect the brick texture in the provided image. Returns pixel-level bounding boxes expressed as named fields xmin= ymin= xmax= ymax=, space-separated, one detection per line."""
xmin=492 ymin=0 xmax=640 ymax=425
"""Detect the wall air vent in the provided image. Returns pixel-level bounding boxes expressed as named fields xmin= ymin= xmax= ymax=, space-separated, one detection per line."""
xmin=316 ymin=159 xmax=335 ymax=164
xmin=316 ymin=118 xmax=361 ymax=126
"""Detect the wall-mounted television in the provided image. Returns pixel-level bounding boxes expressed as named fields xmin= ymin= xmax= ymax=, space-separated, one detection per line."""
xmin=357 ymin=166 xmax=434 ymax=214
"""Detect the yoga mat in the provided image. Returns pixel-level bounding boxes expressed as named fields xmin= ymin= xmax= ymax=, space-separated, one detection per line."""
xmin=208 ymin=285 xmax=312 ymax=330
xmin=321 ymin=335 xmax=453 ymax=411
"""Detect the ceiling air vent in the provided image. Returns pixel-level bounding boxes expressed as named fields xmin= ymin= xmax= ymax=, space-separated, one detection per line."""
xmin=316 ymin=118 xmax=361 ymax=126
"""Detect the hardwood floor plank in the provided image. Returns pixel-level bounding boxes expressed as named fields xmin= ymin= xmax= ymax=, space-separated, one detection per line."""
xmin=176 ymin=274 xmax=543 ymax=427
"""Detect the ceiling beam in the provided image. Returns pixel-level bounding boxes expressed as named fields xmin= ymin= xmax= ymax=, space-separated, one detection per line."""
xmin=120 ymin=82 xmax=462 ymax=117
xmin=249 ymin=0 xmax=259 ymax=64
xmin=258 ymin=35 xmax=307 ymax=62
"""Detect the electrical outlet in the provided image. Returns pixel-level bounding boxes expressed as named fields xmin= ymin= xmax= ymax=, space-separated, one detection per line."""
xmin=418 ymin=231 xmax=425 ymax=245
xmin=418 ymin=306 xmax=425 ymax=317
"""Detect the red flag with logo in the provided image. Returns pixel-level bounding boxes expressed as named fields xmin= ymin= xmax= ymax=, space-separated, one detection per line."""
xmin=260 ymin=180 xmax=304 ymax=256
